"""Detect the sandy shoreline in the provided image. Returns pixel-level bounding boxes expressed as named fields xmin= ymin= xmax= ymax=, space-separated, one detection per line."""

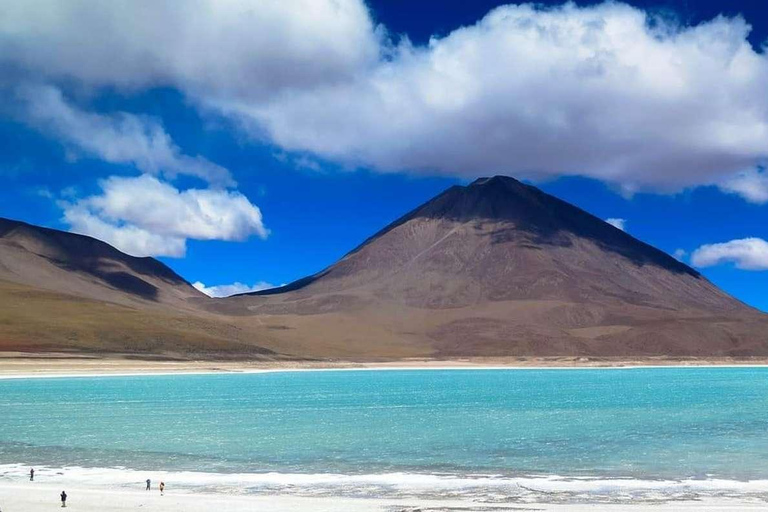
xmin=2 ymin=353 xmax=768 ymax=378
xmin=0 ymin=482 xmax=765 ymax=512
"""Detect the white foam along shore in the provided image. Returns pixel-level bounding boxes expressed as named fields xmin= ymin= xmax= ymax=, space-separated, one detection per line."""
xmin=2 ymin=464 xmax=768 ymax=505
xmin=0 ymin=481 xmax=765 ymax=512
xmin=2 ymin=363 xmax=768 ymax=380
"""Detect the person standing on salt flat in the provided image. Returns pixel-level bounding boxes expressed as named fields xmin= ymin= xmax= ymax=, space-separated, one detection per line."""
xmin=60 ymin=490 xmax=67 ymax=508
xmin=146 ymin=478 xmax=151 ymax=490
xmin=29 ymin=468 xmax=34 ymax=481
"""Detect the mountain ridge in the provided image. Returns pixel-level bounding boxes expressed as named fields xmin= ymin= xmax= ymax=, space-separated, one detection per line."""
xmin=0 ymin=217 xmax=200 ymax=306
xmin=1 ymin=175 xmax=766 ymax=359
xmin=0 ymin=217 xmax=279 ymax=357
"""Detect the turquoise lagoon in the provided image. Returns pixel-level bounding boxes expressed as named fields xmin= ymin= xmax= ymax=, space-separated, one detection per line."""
xmin=1 ymin=368 xmax=768 ymax=502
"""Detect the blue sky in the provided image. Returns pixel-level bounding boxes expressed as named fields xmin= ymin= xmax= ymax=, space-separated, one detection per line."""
xmin=1 ymin=0 xmax=768 ymax=309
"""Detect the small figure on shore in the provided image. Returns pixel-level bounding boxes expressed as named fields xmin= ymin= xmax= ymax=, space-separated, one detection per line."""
xmin=60 ymin=490 xmax=67 ymax=508
xmin=146 ymin=478 xmax=151 ymax=491
xmin=159 ymin=481 xmax=165 ymax=496
xmin=30 ymin=468 xmax=34 ymax=481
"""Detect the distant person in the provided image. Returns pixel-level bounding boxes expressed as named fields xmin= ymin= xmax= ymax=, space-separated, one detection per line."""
xmin=159 ymin=481 xmax=165 ymax=496
xmin=146 ymin=478 xmax=151 ymax=491
xmin=60 ymin=490 xmax=67 ymax=508
xmin=30 ymin=468 xmax=34 ymax=481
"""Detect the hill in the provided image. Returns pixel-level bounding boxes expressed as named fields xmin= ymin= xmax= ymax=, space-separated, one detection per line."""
xmin=0 ymin=218 xmax=276 ymax=357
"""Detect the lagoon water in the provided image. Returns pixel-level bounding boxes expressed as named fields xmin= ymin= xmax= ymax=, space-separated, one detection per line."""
xmin=2 ymin=368 xmax=768 ymax=503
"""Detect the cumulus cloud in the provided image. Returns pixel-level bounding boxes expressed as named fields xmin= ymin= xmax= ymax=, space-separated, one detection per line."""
xmin=61 ymin=175 xmax=268 ymax=257
xmin=17 ymin=84 xmax=233 ymax=186
xmin=691 ymin=238 xmax=768 ymax=270
xmin=605 ymin=218 xmax=627 ymax=231
xmin=673 ymin=248 xmax=687 ymax=261
xmin=0 ymin=0 xmax=379 ymax=98
xmin=3 ymin=1 xmax=768 ymax=196
xmin=242 ymin=2 xmax=768 ymax=193
xmin=192 ymin=281 xmax=276 ymax=298
xmin=719 ymin=168 xmax=768 ymax=204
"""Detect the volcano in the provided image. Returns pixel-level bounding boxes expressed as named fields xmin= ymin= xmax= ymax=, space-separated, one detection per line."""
xmin=218 ymin=176 xmax=768 ymax=358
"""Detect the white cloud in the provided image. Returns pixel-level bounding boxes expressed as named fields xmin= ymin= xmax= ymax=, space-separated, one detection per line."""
xmin=0 ymin=0 xmax=379 ymax=98
xmin=673 ymin=248 xmax=687 ymax=261
xmin=719 ymin=168 xmax=768 ymax=204
xmin=192 ymin=281 xmax=276 ymax=298
xmin=605 ymin=218 xmax=627 ymax=231
xmin=17 ymin=85 xmax=233 ymax=186
xmin=241 ymin=3 xmax=768 ymax=192
xmin=61 ymin=175 xmax=268 ymax=257
xmin=3 ymin=1 xmax=768 ymax=196
xmin=691 ymin=238 xmax=768 ymax=270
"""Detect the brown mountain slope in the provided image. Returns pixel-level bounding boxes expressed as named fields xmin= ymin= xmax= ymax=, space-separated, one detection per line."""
xmin=217 ymin=176 xmax=768 ymax=357
xmin=0 ymin=218 xmax=201 ymax=309
xmin=0 ymin=218 xmax=278 ymax=357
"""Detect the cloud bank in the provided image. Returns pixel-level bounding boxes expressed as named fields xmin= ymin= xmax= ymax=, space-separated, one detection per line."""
xmin=3 ymin=1 xmax=768 ymax=198
xmin=0 ymin=0 xmax=379 ymax=99
xmin=246 ymin=2 xmax=768 ymax=196
xmin=691 ymin=238 xmax=768 ymax=270
xmin=61 ymin=175 xmax=268 ymax=257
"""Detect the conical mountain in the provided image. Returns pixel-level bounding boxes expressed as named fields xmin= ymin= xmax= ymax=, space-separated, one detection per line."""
xmin=222 ymin=176 xmax=767 ymax=357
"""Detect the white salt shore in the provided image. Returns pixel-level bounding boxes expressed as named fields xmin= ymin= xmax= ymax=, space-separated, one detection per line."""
xmin=0 ymin=482 xmax=765 ymax=512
